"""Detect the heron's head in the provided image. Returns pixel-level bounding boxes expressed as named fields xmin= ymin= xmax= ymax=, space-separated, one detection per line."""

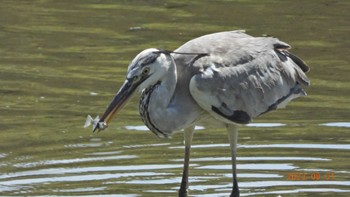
xmin=94 ymin=48 xmax=173 ymax=131
xmin=126 ymin=48 xmax=174 ymax=92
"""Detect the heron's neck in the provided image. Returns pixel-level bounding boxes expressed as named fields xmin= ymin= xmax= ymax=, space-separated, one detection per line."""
xmin=140 ymin=61 xmax=194 ymax=138
xmin=155 ymin=61 xmax=177 ymax=108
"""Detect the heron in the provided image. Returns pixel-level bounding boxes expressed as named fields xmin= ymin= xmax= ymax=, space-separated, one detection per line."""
xmin=87 ymin=30 xmax=310 ymax=197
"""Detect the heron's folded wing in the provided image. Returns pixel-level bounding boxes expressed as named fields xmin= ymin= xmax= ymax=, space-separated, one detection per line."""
xmin=189 ymin=45 xmax=309 ymax=124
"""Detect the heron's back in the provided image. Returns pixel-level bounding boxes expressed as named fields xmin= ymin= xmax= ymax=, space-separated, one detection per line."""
xmin=173 ymin=30 xmax=309 ymax=124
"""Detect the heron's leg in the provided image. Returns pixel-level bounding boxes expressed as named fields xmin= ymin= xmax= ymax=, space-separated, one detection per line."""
xmin=178 ymin=126 xmax=195 ymax=197
xmin=226 ymin=124 xmax=240 ymax=197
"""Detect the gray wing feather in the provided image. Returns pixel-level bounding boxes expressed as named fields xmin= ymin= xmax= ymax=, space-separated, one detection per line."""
xmin=182 ymin=31 xmax=310 ymax=124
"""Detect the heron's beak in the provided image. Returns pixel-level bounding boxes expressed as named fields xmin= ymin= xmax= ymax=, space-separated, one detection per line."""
xmin=94 ymin=78 xmax=137 ymax=132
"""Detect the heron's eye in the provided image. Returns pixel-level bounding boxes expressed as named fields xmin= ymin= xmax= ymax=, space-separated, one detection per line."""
xmin=142 ymin=67 xmax=150 ymax=75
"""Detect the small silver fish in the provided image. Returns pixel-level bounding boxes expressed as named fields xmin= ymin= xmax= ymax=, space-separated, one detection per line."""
xmin=84 ymin=115 xmax=108 ymax=132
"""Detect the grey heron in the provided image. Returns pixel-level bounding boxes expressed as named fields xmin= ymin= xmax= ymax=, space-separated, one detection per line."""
xmin=87 ymin=30 xmax=310 ymax=197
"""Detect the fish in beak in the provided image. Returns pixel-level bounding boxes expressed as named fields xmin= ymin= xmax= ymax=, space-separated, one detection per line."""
xmin=84 ymin=48 xmax=162 ymax=132
xmin=85 ymin=78 xmax=138 ymax=132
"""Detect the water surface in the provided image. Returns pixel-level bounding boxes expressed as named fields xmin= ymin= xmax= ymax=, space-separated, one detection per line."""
xmin=1 ymin=0 xmax=350 ymax=196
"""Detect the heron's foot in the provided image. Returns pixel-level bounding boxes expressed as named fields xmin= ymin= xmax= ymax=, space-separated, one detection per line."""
xmin=230 ymin=191 xmax=240 ymax=197
xmin=178 ymin=188 xmax=187 ymax=197
xmin=230 ymin=181 xmax=240 ymax=197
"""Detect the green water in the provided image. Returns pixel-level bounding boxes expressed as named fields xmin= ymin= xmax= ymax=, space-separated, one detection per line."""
xmin=1 ymin=0 xmax=350 ymax=196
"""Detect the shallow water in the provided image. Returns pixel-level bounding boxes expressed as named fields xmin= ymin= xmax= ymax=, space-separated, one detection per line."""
xmin=1 ymin=0 xmax=350 ymax=196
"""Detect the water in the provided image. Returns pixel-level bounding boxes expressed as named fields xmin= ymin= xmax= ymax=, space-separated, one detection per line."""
xmin=1 ymin=0 xmax=350 ymax=196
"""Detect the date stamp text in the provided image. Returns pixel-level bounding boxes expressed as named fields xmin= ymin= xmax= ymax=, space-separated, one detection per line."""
xmin=287 ymin=172 xmax=335 ymax=181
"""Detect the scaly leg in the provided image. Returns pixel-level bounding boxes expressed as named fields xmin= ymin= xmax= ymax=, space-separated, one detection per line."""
xmin=178 ymin=126 xmax=195 ymax=197
xmin=227 ymin=124 xmax=240 ymax=197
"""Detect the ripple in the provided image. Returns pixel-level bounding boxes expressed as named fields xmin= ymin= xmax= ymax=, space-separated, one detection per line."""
xmin=169 ymin=144 xmax=228 ymax=149
xmin=219 ymin=173 xmax=283 ymax=179
xmin=196 ymin=163 xmax=297 ymax=170
xmin=124 ymin=125 xmax=149 ymax=131
xmin=144 ymin=189 xmax=176 ymax=193
xmin=89 ymin=91 xmax=98 ymax=96
xmin=243 ymin=188 xmax=350 ymax=197
xmin=188 ymin=180 xmax=350 ymax=192
xmin=0 ymin=186 xmax=33 ymax=193
xmin=246 ymin=123 xmax=286 ymax=127
xmin=13 ymin=155 xmax=137 ymax=168
xmin=75 ymin=195 xmax=138 ymax=197
xmin=241 ymin=180 xmax=350 ymax=188
xmin=124 ymin=125 xmax=205 ymax=131
xmin=85 ymin=151 xmax=123 ymax=156
xmin=170 ymin=143 xmax=350 ymax=150
xmin=123 ymin=143 xmax=171 ymax=149
xmin=65 ymin=142 xmax=108 ymax=148
xmin=0 ymin=164 xmax=184 ymax=180
xmin=320 ymin=122 xmax=350 ymax=128
xmin=191 ymin=188 xmax=350 ymax=197
xmin=240 ymin=144 xmax=350 ymax=150
xmin=64 ymin=138 xmax=113 ymax=148
xmin=235 ymin=173 xmax=282 ymax=178
xmin=113 ymin=176 xmax=215 ymax=185
xmin=0 ymin=153 xmax=8 ymax=159
xmin=64 ymin=195 xmax=138 ymax=197
xmin=126 ymin=123 xmax=287 ymax=131
xmin=194 ymin=125 xmax=206 ymax=130
xmin=0 ymin=172 xmax=170 ymax=186
xmin=113 ymin=177 xmax=183 ymax=185
xmin=54 ymin=186 xmax=107 ymax=192
xmin=172 ymin=156 xmax=330 ymax=162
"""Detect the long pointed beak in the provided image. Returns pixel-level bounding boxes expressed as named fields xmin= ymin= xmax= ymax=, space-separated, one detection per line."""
xmin=93 ymin=79 xmax=136 ymax=132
